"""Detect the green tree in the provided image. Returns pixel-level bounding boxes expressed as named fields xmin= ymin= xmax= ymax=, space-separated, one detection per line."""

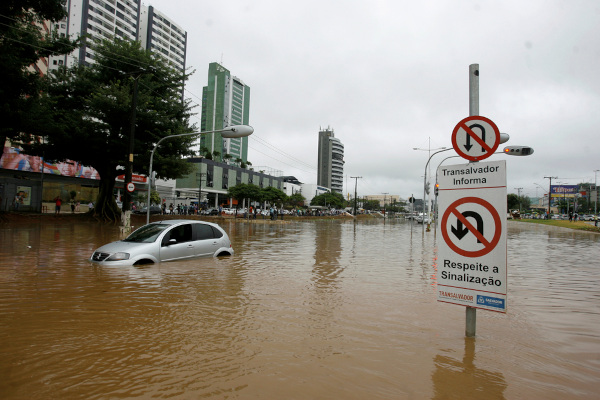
xmin=365 ymin=199 xmax=381 ymax=211
xmin=287 ymin=192 xmax=306 ymax=208
xmin=22 ymin=38 xmax=196 ymax=221
xmin=311 ymin=192 xmax=345 ymax=209
xmin=228 ymin=183 xmax=262 ymax=206
xmin=507 ymin=194 xmax=530 ymax=212
xmin=261 ymin=186 xmax=287 ymax=206
xmin=0 ymin=0 xmax=78 ymax=157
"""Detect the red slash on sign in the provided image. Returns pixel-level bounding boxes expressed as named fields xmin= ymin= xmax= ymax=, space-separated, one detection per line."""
xmin=451 ymin=116 xmax=500 ymax=161
xmin=441 ymin=197 xmax=502 ymax=257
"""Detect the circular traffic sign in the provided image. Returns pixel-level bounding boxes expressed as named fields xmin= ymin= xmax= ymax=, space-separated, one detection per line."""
xmin=126 ymin=182 xmax=135 ymax=193
xmin=440 ymin=196 xmax=502 ymax=258
xmin=451 ymin=116 xmax=500 ymax=161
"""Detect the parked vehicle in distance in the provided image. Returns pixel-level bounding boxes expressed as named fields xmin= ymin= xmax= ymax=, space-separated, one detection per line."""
xmin=90 ymin=220 xmax=233 ymax=265
xmin=134 ymin=205 xmax=162 ymax=214
xmin=202 ymin=208 xmax=219 ymax=216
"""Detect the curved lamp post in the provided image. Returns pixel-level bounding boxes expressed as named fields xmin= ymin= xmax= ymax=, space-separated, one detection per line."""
xmin=146 ymin=125 xmax=254 ymax=224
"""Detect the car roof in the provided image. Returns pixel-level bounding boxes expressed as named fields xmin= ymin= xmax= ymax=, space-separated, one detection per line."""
xmin=150 ymin=220 xmax=220 ymax=228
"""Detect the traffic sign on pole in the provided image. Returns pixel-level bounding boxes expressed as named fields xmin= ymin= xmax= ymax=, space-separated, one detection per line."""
xmin=126 ymin=182 xmax=135 ymax=193
xmin=452 ymin=116 xmax=500 ymax=161
xmin=436 ymin=160 xmax=507 ymax=312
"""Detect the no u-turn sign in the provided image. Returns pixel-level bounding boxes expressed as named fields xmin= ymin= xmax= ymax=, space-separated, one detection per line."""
xmin=436 ymin=160 xmax=507 ymax=312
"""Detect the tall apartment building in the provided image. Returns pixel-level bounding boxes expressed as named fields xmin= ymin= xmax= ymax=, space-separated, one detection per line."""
xmin=317 ymin=127 xmax=344 ymax=194
xmin=48 ymin=1 xmax=186 ymax=74
xmin=200 ymin=62 xmax=251 ymax=164
xmin=138 ymin=5 xmax=187 ymax=74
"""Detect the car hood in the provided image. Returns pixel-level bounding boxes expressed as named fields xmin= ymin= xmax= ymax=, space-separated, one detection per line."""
xmin=94 ymin=240 xmax=157 ymax=255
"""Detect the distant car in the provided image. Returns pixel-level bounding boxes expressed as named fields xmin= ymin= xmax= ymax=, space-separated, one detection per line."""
xmin=202 ymin=208 xmax=219 ymax=216
xmin=134 ymin=205 xmax=162 ymax=214
xmin=90 ymin=220 xmax=233 ymax=265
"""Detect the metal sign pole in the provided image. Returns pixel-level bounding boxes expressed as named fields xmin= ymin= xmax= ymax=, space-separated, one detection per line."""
xmin=465 ymin=63 xmax=479 ymax=338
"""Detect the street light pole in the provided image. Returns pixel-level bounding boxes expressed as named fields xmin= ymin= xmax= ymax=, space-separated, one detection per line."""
xmin=595 ymin=169 xmax=599 ymax=215
xmin=414 ymin=139 xmax=446 ymax=228
xmin=146 ymin=125 xmax=254 ymax=224
xmin=422 ymin=148 xmax=453 ymax=233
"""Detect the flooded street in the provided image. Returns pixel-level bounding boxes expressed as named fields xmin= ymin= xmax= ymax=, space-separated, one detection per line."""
xmin=0 ymin=217 xmax=598 ymax=399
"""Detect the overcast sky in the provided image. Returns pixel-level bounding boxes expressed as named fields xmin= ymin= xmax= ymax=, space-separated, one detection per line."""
xmin=146 ymin=0 xmax=600 ymax=201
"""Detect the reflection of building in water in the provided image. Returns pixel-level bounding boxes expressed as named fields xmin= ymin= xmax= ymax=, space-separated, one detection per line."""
xmin=312 ymin=222 xmax=344 ymax=289
xmin=432 ymin=338 xmax=506 ymax=399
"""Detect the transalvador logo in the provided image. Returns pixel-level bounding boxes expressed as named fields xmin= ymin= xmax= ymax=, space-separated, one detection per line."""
xmin=477 ymin=295 xmax=504 ymax=309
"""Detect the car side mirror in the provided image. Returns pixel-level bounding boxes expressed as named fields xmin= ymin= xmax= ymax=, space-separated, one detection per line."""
xmin=168 ymin=238 xmax=177 ymax=245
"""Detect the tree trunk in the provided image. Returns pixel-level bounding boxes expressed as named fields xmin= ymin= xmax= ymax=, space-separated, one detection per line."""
xmin=93 ymin=172 xmax=121 ymax=222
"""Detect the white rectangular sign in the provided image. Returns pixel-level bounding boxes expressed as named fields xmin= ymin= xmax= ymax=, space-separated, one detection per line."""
xmin=436 ymin=160 xmax=507 ymax=312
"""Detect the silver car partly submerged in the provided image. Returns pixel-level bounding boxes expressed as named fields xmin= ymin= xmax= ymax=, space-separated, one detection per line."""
xmin=90 ymin=220 xmax=234 ymax=265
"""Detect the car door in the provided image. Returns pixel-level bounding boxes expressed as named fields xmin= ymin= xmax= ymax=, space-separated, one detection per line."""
xmin=159 ymin=223 xmax=196 ymax=261
xmin=192 ymin=223 xmax=220 ymax=257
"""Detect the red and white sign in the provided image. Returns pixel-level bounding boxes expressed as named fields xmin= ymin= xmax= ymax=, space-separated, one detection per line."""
xmin=436 ymin=160 xmax=507 ymax=312
xmin=440 ymin=197 xmax=502 ymax=258
xmin=451 ymin=116 xmax=500 ymax=161
xmin=126 ymin=182 xmax=135 ymax=193
xmin=117 ymin=174 xmax=148 ymax=183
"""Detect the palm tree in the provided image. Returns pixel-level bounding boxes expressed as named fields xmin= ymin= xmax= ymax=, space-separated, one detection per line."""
xmin=200 ymin=146 xmax=211 ymax=158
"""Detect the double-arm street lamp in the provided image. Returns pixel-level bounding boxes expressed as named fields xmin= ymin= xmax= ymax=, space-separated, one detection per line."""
xmin=146 ymin=125 xmax=254 ymax=224
xmin=414 ymin=138 xmax=447 ymax=232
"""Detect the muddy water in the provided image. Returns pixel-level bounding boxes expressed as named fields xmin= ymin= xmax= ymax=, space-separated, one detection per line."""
xmin=0 ymin=218 xmax=598 ymax=399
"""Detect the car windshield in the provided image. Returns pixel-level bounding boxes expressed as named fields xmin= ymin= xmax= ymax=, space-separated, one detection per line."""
xmin=123 ymin=223 xmax=169 ymax=243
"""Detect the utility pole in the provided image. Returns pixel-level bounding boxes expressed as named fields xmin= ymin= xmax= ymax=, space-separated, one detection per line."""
xmin=382 ymin=192 xmax=388 ymax=217
xmin=350 ymin=176 xmax=362 ymax=215
xmin=514 ymin=187 xmax=523 ymax=213
xmin=544 ymin=176 xmax=557 ymax=218
xmin=123 ymin=75 xmax=140 ymax=213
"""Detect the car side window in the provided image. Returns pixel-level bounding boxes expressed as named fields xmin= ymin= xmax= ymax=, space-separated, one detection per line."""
xmin=193 ymin=223 xmax=216 ymax=240
xmin=162 ymin=224 xmax=193 ymax=246
xmin=211 ymin=226 xmax=223 ymax=238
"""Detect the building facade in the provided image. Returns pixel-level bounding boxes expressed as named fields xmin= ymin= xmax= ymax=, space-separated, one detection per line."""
xmin=138 ymin=5 xmax=187 ymax=74
xmin=48 ymin=0 xmax=142 ymax=70
xmin=317 ymin=127 xmax=344 ymax=194
xmin=175 ymin=158 xmax=283 ymax=208
xmin=200 ymin=62 xmax=251 ymax=165
xmin=48 ymin=1 xmax=186 ymax=74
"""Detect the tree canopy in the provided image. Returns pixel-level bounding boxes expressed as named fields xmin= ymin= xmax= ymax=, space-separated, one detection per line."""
xmin=0 ymin=0 xmax=78 ymax=153
xmin=311 ymin=192 xmax=345 ymax=209
xmin=21 ymin=38 xmax=196 ymax=221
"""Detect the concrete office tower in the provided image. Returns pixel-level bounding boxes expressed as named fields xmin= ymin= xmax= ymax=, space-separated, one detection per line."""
xmin=138 ymin=6 xmax=187 ymax=74
xmin=48 ymin=0 xmax=142 ymax=70
xmin=200 ymin=62 xmax=251 ymax=164
xmin=317 ymin=127 xmax=344 ymax=194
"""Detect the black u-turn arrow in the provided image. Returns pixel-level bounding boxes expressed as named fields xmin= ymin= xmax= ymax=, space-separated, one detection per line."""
xmin=451 ymin=211 xmax=484 ymax=243
xmin=464 ymin=123 xmax=486 ymax=152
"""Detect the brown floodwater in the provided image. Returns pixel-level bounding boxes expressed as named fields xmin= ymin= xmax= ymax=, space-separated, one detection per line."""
xmin=0 ymin=217 xmax=598 ymax=399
